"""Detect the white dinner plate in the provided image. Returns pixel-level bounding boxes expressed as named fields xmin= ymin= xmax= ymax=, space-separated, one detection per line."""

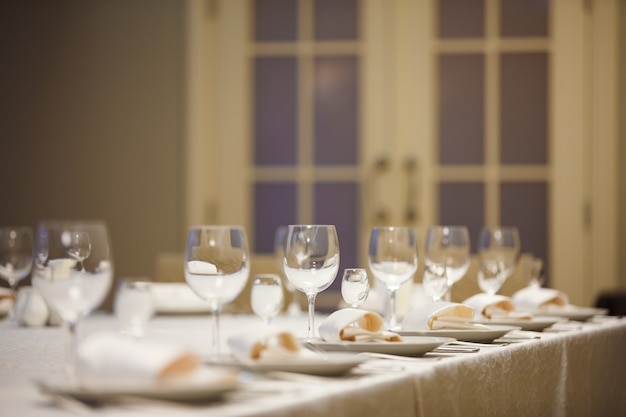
xmin=397 ymin=325 xmax=520 ymax=343
xmin=220 ymin=353 xmax=367 ymax=376
xmin=521 ymin=307 xmax=608 ymax=322
xmin=37 ymin=367 xmax=238 ymax=403
xmin=472 ymin=316 xmax=563 ymax=332
xmin=309 ymin=336 xmax=455 ymax=357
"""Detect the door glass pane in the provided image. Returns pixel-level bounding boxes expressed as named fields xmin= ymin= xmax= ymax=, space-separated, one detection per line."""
xmin=500 ymin=53 xmax=548 ymax=164
xmin=439 ymin=182 xmax=484 ymax=253
xmin=314 ymin=182 xmax=359 ymax=290
xmin=438 ymin=0 xmax=485 ymax=38
xmin=439 ymin=54 xmax=485 ymax=165
xmin=314 ymin=0 xmax=358 ymax=41
xmin=500 ymin=0 xmax=549 ymax=38
xmin=500 ymin=182 xmax=549 ymax=282
xmin=254 ymin=182 xmax=297 ymax=254
xmin=314 ymin=56 xmax=359 ymax=165
xmin=254 ymin=0 xmax=298 ymax=42
xmin=255 ymin=57 xmax=298 ymax=165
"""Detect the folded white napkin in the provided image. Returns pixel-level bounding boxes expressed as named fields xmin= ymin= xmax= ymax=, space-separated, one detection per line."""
xmin=401 ymin=301 xmax=489 ymax=330
xmin=0 ymin=288 xmax=14 ymax=316
xmin=512 ymin=286 xmax=569 ymax=311
xmin=227 ymin=326 xmax=303 ymax=362
xmin=318 ymin=309 xmax=402 ymax=342
xmin=149 ymin=283 xmax=212 ymax=314
xmin=14 ymin=286 xmax=50 ymax=327
xmin=76 ymin=332 xmax=200 ymax=387
xmin=463 ymin=293 xmax=532 ymax=320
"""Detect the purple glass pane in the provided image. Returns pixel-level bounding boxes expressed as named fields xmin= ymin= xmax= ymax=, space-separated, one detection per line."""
xmin=439 ymin=54 xmax=485 ymax=165
xmin=439 ymin=0 xmax=485 ymax=38
xmin=314 ymin=0 xmax=359 ymax=41
xmin=314 ymin=56 xmax=359 ymax=165
xmin=500 ymin=182 xmax=549 ymax=283
xmin=500 ymin=0 xmax=549 ymax=38
xmin=439 ymin=182 xmax=484 ymax=253
xmin=255 ymin=57 xmax=298 ymax=165
xmin=254 ymin=0 xmax=298 ymax=41
xmin=500 ymin=53 xmax=548 ymax=164
xmin=254 ymin=182 xmax=297 ymax=254
xmin=314 ymin=182 xmax=359 ymax=291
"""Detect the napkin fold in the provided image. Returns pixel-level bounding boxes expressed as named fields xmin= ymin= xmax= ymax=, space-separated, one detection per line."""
xmin=227 ymin=327 xmax=303 ymax=362
xmin=401 ymin=301 xmax=489 ymax=330
xmin=463 ymin=293 xmax=532 ymax=320
xmin=0 ymin=288 xmax=14 ymax=316
xmin=318 ymin=308 xmax=402 ymax=342
xmin=77 ymin=332 xmax=200 ymax=387
xmin=512 ymin=286 xmax=569 ymax=311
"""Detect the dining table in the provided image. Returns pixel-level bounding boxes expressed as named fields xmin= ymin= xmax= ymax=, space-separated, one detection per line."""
xmin=0 ymin=311 xmax=625 ymax=417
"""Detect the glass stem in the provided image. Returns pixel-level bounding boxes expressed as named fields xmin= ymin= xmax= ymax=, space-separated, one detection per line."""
xmin=306 ymin=293 xmax=317 ymax=342
xmin=388 ymin=288 xmax=398 ymax=330
xmin=211 ymin=306 xmax=222 ymax=354
xmin=65 ymin=319 xmax=78 ymax=384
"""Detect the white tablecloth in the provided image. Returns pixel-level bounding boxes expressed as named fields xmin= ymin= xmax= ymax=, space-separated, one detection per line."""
xmin=0 ymin=313 xmax=625 ymax=417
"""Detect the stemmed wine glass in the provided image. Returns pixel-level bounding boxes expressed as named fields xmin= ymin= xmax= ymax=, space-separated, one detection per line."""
xmin=283 ymin=225 xmax=340 ymax=341
xmin=521 ymin=253 xmax=545 ymax=288
xmin=424 ymin=226 xmax=470 ymax=301
xmin=32 ymin=220 xmax=113 ymax=378
xmin=274 ymin=226 xmax=301 ymax=316
xmin=368 ymin=226 xmax=418 ymax=330
xmin=250 ymin=274 xmax=283 ymax=325
xmin=0 ymin=227 xmax=34 ymax=321
xmin=478 ymin=226 xmax=521 ymax=293
xmin=184 ymin=225 xmax=250 ymax=356
xmin=477 ymin=258 xmax=505 ymax=295
xmin=341 ymin=268 xmax=369 ymax=309
xmin=422 ymin=263 xmax=448 ymax=302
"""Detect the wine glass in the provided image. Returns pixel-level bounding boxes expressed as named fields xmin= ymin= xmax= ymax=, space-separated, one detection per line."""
xmin=521 ymin=253 xmax=545 ymax=288
xmin=477 ymin=258 xmax=505 ymax=296
xmin=283 ymin=225 xmax=340 ymax=341
xmin=250 ymin=274 xmax=283 ymax=325
xmin=478 ymin=226 xmax=521 ymax=289
xmin=0 ymin=226 xmax=34 ymax=321
xmin=422 ymin=263 xmax=448 ymax=302
xmin=32 ymin=220 xmax=113 ymax=378
xmin=274 ymin=226 xmax=301 ymax=316
xmin=114 ymin=277 xmax=154 ymax=338
xmin=341 ymin=268 xmax=369 ymax=309
xmin=65 ymin=231 xmax=91 ymax=272
xmin=424 ymin=226 xmax=470 ymax=301
xmin=184 ymin=225 xmax=250 ymax=356
xmin=368 ymin=226 xmax=418 ymax=330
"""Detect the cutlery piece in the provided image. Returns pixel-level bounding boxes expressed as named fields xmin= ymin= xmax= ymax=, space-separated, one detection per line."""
xmin=432 ymin=345 xmax=479 ymax=353
xmin=357 ymin=352 xmax=442 ymax=362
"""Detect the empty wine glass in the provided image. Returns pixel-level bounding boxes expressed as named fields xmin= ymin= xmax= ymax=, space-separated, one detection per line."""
xmin=250 ymin=274 xmax=283 ymax=325
xmin=368 ymin=226 xmax=418 ymax=330
xmin=274 ymin=226 xmax=301 ymax=316
xmin=422 ymin=263 xmax=448 ymax=302
xmin=478 ymin=226 xmax=521 ymax=288
xmin=477 ymin=258 xmax=505 ymax=296
xmin=341 ymin=268 xmax=369 ymax=308
xmin=65 ymin=231 xmax=91 ymax=272
xmin=0 ymin=226 xmax=34 ymax=321
xmin=283 ymin=225 xmax=340 ymax=341
xmin=32 ymin=220 xmax=113 ymax=379
xmin=521 ymin=253 xmax=545 ymax=288
xmin=184 ymin=225 xmax=250 ymax=356
xmin=424 ymin=226 xmax=470 ymax=301
xmin=114 ymin=277 xmax=154 ymax=338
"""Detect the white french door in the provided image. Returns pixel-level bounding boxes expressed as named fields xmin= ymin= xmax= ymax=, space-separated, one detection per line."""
xmin=187 ymin=0 xmax=619 ymax=307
